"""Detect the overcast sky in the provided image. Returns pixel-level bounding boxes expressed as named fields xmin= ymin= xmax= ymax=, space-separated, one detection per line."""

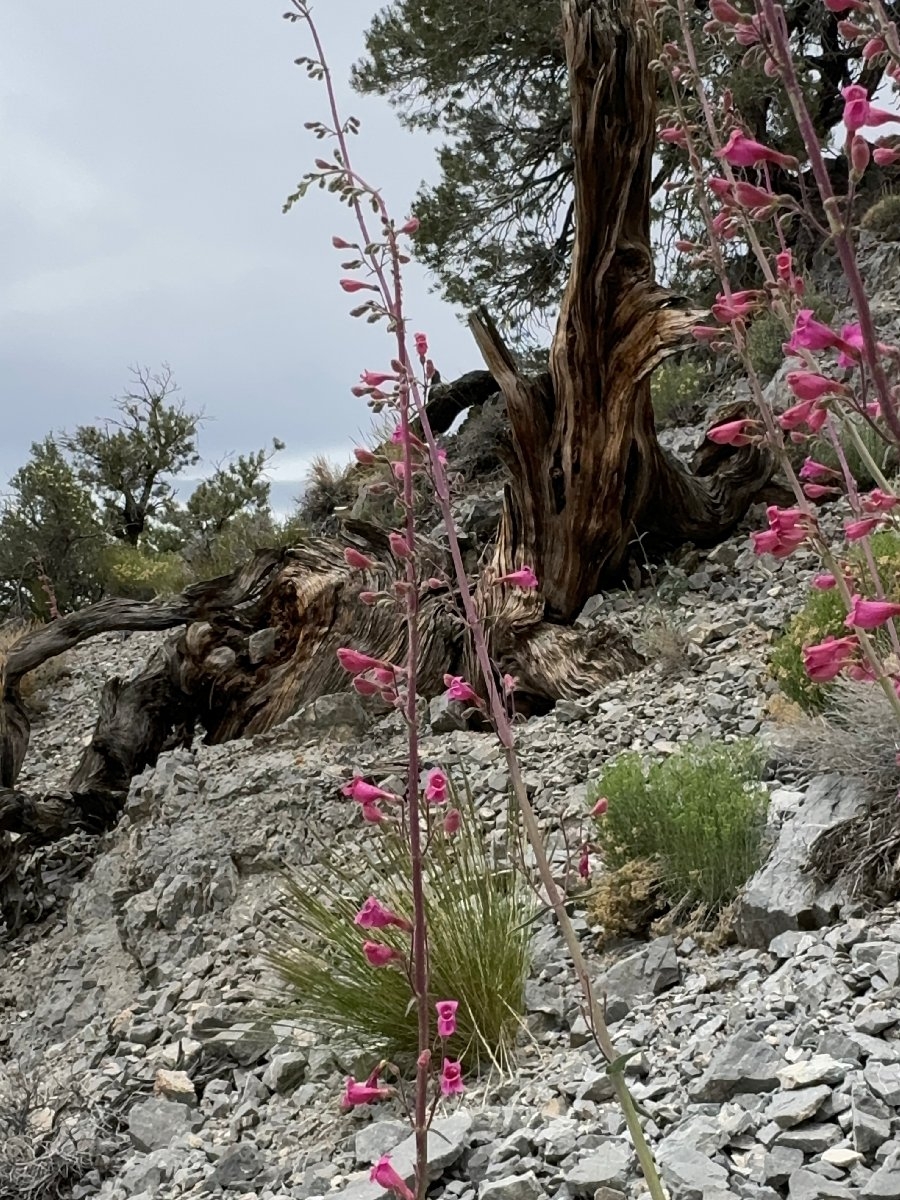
xmin=1 ymin=1 xmax=477 ymax=509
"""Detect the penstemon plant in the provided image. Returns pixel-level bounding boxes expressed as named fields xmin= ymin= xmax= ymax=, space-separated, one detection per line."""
xmin=648 ymin=0 xmax=900 ymax=724
xmin=283 ymin=4 xmax=668 ymax=1199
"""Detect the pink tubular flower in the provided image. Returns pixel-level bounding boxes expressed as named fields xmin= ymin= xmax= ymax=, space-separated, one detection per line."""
xmin=389 ymin=531 xmax=412 ymax=559
xmin=864 ymin=489 xmax=900 ymax=512
xmin=332 ymin=235 xmax=353 ymax=249
xmin=443 ymin=674 xmax=479 ymax=704
xmin=837 ymin=322 xmax=864 ymax=368
xmin=424 ymin=768 xmax=448 ymax=804
xmin=786 ymin=371 xmax=845 ymax=402
xmin=362 ymin=941 xmax=404 ymax=967
xmin=802 ymin=635 xmax=859 ymax=682
xmin=803 ymin=483 xmax=841 ymax=500
xmin=842 ymin=85 xmax=898 ymax=133
xmin=360 ymin=802 xmax=386 ymax=824
xmin=342 ymin=1077 xmax=392 ymax=1108
xmin=716 ymin=129 xmax=797 ymax=169
xmin=591 ymin=796 xmax=609 ymax=817
xmin=710 ymin=0 xmax=744 ymax=22
xmin=712 ymin=289 xmax=758 ymax=322
xmin=846 ymin=517 xmax=883 ymax=540
xmin=778 ymin=399 xmax=817 ymax=431
xmin=708 ymin=176 xmax=734 ymax=200
xmin=578 ymin=847 xmax=591 ymax=879
xmin=352 ymin=676 xmax=379 ymax=696
xmin=495 ymin=565 xmax=540 ymax=589
xmin=414 ymin=332 xmax=428 ymax=359
xmin=354 ymin=897 xmax=413 ymax=931
xmin=398 ymin=217 xmax=420 ymax=234
xmin=360 ymin=370 xmax=396 ymax=388
xmin=733 ymin=181 xmax=778 ymax=212
xmin=799 ymin=457 xmax=837 ymax=482
xmin=752 ymin=506 xmax=809 ymax=558
xmin=440 ymin=1059 xmax=465 ymax=1097
xmin=824 ymin=0 xmax=864 ymax=11
xmin=435 ymin=1000 xmax=459 ymax=1038
xmin=340 ymin=279 xmax=374 ymax=293
xmin=846 ymin=594 xmax=900 ymax=629
xmin=788 ymin=309 xmax=842 ymax=353
xmin=707 ymin=419 xmax=753 ymax=446
xmin=812 ymin=574 xmax=837 ymax=589
xmin=342 ymin=778 xmax=399 ymax=805
xmin=659 ymin=124 xmax=688 ymax=148
xmin=442 ymin=808 xmax=461 ymax=836
xmin=344 ymin=547 xmax=376 ymax=570
xmin=874 ymin=146 xmax=900 ymax=167
xmin=370 ymin=1157 xmax=415 ymax=1200
xmin=354 ymin=446 xmax=377 ymax=465
xmin=338 ymin=647 xmax=386 ymax=674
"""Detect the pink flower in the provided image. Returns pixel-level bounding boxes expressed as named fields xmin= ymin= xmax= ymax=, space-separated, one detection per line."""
xmin=342 ymin=1077 xmax=392 ymax=1108
xmin=362 ymin=941 xmax=404 ymax=967
xmin=803 ymin=483 xmax=841 ymax=500
xmin=863 ymin=488 xmax=899 ymax=512
xmin=495 ymin=565 xmax=540 ymax=589
xmin=752 ymin=506 xmax=809 ymax=558
xmin=332 ymin=235 xmax=353 ymax=249
xmin=812 ymin=574 xmax=837 ymax=589
xmin=733 ymin=181 xmax=778 ymax=211
xmin=352 ymin=677 xmax=379 ymax=696
xmin=340 ymin=279 xmax=374 ymax=293
xmin=424 ymin=768 xmax=448 ymax=804
xmin=845 ymin=594 xmax=900 ymax=629
xmin=360 ymin=370 xmax=396 ymax=388
xmin=851 ymin=134 xmax=871 ymax=177
xmin=591 ymin=796 xmax=609 ymax=817
xmin=824 ymin=0 xmax=864 ymax=11
xmin=846 ymin=517 xmax=883 ymax=540
xmin=360 ymin=802 xmax=386 ymax=824
xmin=354 ymin=446 xmax=377 ymax=465
xmin=370 ymin=1157 xmax=415 ymax=1200
xmin=338 ymin=648 xmax=386 ymax=674
xmin=799 ymin=457 xmax=836 ymax=482
xmin=398 ymin=217 xmax=420 ymax=234
xmin=716 ymin=129 xmax=797 ymax=169
xmin=786 ymin=371 xmax=844 ymax=402
xmin=502 ymin=673 xmax=518 ymax=694
xmin=709 ymin=0 xmax=744 ymax=22
xmin=414 ymin=332 xmax=428 ymax=359
xmin=707 ymin=419 xmax=753 ymax=446
xmin=344 ymin=548 xmax=376 ymax=570
xmin=802 ymin=635 xmax=859 ymax=682
xmin=776 ymin=250 xmax=793 ymax=280
xmin=874 ymin=147 xmax=900 ymax=166
xmin=443 ymin=674 xmax=479 ymax=704
xmin=354 ymin=897 xmax=412 ymax=931
xmin=712 ymin=290 xmax=758 ymax=322
xmin=708 ymin=176 xmax=734 ymax=199
xmin=837 ymin=322 xmax=864 ymax=368
xmin=435 ymin=1000 xmax=459 ymax=1038
xmin=440 ymin=1059 xmax=465 ymax=1097
xmin=342 ymin=778 xmax=399 ymax=805
xmin=389 ymin=531 xmax=412 ymax=558
xmin=842 ymin=85 xmax=898 ymax=133
xmin=659 ymin=125 xmax=688 ymax=148
xmin=778 ymin=399 xmax=818 ymax=431
xmin=578 ymin=847 xmax=591 ymax=879
xmin=442 ymin=808 xmax=461 ymax=836
xmin=788 ymin=309 xmax=841 ymax=353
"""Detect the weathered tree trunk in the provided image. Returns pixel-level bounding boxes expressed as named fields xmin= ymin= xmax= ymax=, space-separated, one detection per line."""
xmin=470 ymin=0 xmax=772 ymax=627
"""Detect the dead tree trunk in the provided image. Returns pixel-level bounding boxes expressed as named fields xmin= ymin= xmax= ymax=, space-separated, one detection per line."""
xmin=470 ymin=0 xmax=772 ymax=628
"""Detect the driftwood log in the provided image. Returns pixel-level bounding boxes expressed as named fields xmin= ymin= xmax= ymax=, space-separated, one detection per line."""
xmin=0 ymin=0 xmax=776 ymax=932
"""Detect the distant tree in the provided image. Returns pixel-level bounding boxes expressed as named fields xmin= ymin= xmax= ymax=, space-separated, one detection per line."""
xmin=0 ymin=438 xmax=105 ymax=617
xmin=64 ymin=365 xmax=202 ymax=545
xmin=353 ymin=0 xmax=892 ymax=334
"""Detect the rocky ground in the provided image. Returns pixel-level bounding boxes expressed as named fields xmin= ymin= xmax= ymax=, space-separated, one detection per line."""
xmin=2 ymin=482 xmax=899 ymax=1200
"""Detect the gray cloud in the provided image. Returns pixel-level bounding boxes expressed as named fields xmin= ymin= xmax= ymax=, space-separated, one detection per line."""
xmin=1 ymin=0 xmax=477 ymax=494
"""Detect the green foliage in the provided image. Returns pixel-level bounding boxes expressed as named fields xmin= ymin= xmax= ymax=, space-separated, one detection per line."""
xmin=651 ymin=358 xmax=712 ymax=427
xmin=862 ymin=194 xmax=900 ymax=240
xmin=589 ymin=742 xmax=768 ymax=915
xmin=265 ymin=780 xmax=533 ymax=1069
xmin=746 ymin=312 xmax=784 ymax=381
xmin=64 ymin=365 xmax=202 ymax=546
xmin=0 ymin=438 xmax=106 ymax=617
xmin=103 ymin=544 xmax=187 ymax=599
xmin=180 ymin=509 xmax=306 ymax=582
xmin=770 ymin=532 xmax=900 ymax=712
xmin=811 ymin=417 xmax=900 ymax=489
xmin=353 ymin=0 xmax=873 ymax=333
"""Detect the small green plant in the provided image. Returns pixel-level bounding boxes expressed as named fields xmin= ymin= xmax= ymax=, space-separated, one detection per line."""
xmin=861 ymin=193 xmax=900 ymax=241
xmin=589 ymin=742 xmax=768 ymax=916
xmin=810 ymin=416 xmax=899 ymax=489
xmin=265 ymin=777 xmax=533 ymax=1070
xmin=747 ymin=290 xmax=836 ymax=382
xmin=102 ymin=544 xmax=187 ymax=599
xmin=770 ymin=532 xmax=900 ymax=713
xmin=651 ymin=358 xmax=712 ymax=426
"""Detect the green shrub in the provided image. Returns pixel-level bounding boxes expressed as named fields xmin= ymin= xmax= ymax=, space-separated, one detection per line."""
xmin=862 ymin=193 xmax=900 ymax=240
xmin=770 ymin=531 xmax=900 ymax=713
xmin=651 ymin=358 xmax=712 ymax=426
xmin=589 ymin=742 xmax=768 ymax=916
xmin=810 ymin=416 xmax=899 ymax=489
xmin=265 ymin=777 xmax=533 ymax=1070
xmin=103 ymin=544 xmax=187 ymax=599
xmin=747 ymin=291 xmax=836 ymax=382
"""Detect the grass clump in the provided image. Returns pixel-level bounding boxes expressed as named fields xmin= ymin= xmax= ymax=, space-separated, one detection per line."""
xmin=651 ymin=358 xmax=712 ymax=426
xmin=589 ymin=742 xmax=768 ymax=918
xmin=862 ymin=193 xmax=900 ymax=240
xmin=264 ymin=779 xmax=534 ymax=1071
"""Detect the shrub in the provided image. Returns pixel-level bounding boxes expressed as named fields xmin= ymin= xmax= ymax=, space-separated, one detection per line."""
xmin=650 ymin=358 xmax=712 ymax=426
xmin=265 ymin=778 xmax=533 ymax=1070
xmin=298 ymin=455 xmax=360 ymax=531
xmin=770 ymin=531 xmax=900 ymax=712
xmin=861 ymin=193 xmax=900 ymax=241
xmin=103 ymin=544 xmax=187 ymax=599
xmin=810 ymin=416 xmax=899 ymax=489
xmin=746 ymin=311 xmax=784 ymax=381
xmin=589 ymin=742 xmax=768 ymax=916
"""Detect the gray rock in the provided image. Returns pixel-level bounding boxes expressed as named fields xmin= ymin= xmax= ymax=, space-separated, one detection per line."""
xmin=479 ymin=1171 xmax=546 ymax=1200
xmin=788 ymin=1169 xmax=854 ymax=1199
xmin=262 ymin=1051 xmax=307 ymax=1094
xmin=777 ymin=1125 xmax=842 ymax=1154
xmin=332 ymin=1113 xmax=471 ymax=1200
xmin=429 ymin=694 xmax=469 ymax=732
xmin=248 ymin=627 xmax=277 ymax=663
xmin=689 ymin=1034 xmax=783 ymax=1102
xmin=658 ymin=1143 xmax=729 ymax=1200
xmin=355 ymin=1121 xmax=411 ymax=1167
xmin=765 ymin=1085 xmax=832 ymax=1128
xmin=297 ymin=692 xmax=371 ymax=735
xmin=778 ymin=1057 xmax=853 ymax=1089
xmin=853 ymin=1084 xmax=893 ymax=1153
xmin=764 ymin=1146 xmax=805 ymax=1186
xmin=862 ymin=1155 xmax=900 ymax=1199
xmin=734 ymin=776 xmax=867 ymax=948
xmin=564 ymin=1142 xmax=633 ymax=1194
xmin=866 ymin=1062 xmax=900 ymax=1107
xmin=127 ymin=1097 xmax=198 ymax=1152
xmin=205 ymin=1142 xmax=264 ymax=1191
xmin=599 ymin=936 xmax=681 ymax=1022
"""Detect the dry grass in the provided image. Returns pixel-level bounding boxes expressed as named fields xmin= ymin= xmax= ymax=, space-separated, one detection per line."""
xmin=588 ymin=859 xmax=665 ymax=944
xmin=0 ymin=620 xmax=71 ymax=701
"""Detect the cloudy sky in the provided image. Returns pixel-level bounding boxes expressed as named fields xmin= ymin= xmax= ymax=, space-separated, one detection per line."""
xmin=1 ymin=1 xmax=477 ymax=510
